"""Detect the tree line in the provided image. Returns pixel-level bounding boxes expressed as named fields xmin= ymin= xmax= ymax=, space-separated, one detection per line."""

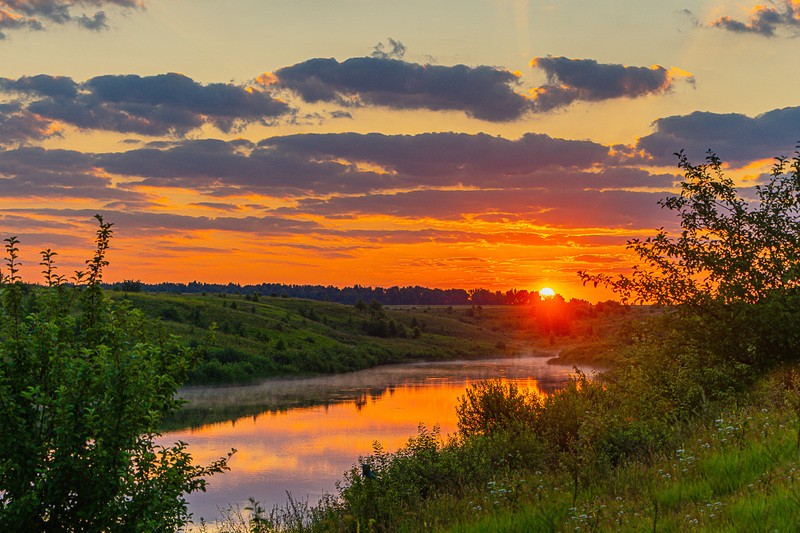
xmin=106 ymin=281 xmax=557 ymax=306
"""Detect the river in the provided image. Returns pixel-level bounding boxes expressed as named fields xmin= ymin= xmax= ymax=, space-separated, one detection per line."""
xmin=160 ymin=351 xmax=595 ymax=526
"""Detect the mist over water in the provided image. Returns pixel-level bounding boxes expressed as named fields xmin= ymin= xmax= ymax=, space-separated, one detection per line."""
xmin=161 ymin=354 xmax=597 ymax=526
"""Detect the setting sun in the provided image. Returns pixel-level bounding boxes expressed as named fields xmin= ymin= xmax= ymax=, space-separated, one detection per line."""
xmin=540 ymin=287 xmax=556 ymax=299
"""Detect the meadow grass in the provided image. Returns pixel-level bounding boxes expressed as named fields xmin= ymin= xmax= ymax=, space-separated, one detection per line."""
xmin=441 ymin=375 xmax=800 ymax=532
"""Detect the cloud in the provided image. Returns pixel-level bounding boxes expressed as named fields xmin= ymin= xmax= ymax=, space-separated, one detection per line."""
xmin=97 ymin=132 xmax=615 ymax=196
xmin=530 ymin=56 xmax=694 ymax=111
xmin=711 ymin=1 xmax=800 ymax=37
xmin=0 ymin=74 xmax=79 ymax=98
xmin=0 ymin=7 xmax=42 ymax=39
xmin=190 ymin=202 xmax=243 ymax=212
xmin=270 ymin=57 xmax=531 ymax=122
xmin=0 ymin=146 xmax=142 ymax=200
xmin=278 ymin=187 xmax=673 ymax=229
xmin=76 ymin=10 xmax=107 ymax=30
xmin=261 ymin=131 xmax=610 ymax=181
xmin=4 ymin=207 xmax=321 ymax=236
xmin=0 ymin=0 xmax=142 ymax=38
xmin=636 ymin=107 xmax=800 ymax=165
xmin=0 ymin=56 xmax=692 ymax=139
xmin=371 ymin=38 xmax=406 ymax=60
xmin=679 ymin=8 xmax=702 ymax=28
xmin=99 ymin=138 xmax=392 ymax=196
xmin=0 ymin=128 xmax=681 ymax=252
xmin=0 ymin=104 xmax=60 ymax=144
xmin=0 ymin=73 xmax=293 ymax=136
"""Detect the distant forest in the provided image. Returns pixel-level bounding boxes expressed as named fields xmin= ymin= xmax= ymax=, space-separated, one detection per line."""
xmin=103 ymin=280 xmax=563 ymax=306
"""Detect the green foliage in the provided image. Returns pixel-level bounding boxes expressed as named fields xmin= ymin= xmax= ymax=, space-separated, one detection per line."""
xmin=0 ymin=217 xmax=231 ymax=531
xmin=456 ymin=380 xmax=540 ymax=437
xmin=116 ymin=296 xmax=625 ymax=388
xmin=581 ymin=150 xmax=800 ymax=306
xmin=582 ymin=150 xmax=800 ymax=372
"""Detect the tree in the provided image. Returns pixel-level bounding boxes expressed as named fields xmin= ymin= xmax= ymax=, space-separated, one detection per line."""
xmin=581 ymin=150 xmax=800 ymax=306
xmin=0 ymin=216 xmax=232 ymax=531
xmin=580 ymin=150 xmax=800 ymax=365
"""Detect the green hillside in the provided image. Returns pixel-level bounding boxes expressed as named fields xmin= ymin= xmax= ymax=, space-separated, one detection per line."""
xmin=111 ymin=292 xmax=645 ymax=385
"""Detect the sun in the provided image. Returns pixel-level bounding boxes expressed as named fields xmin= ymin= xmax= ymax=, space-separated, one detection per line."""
xmin=540 ymin=287 xmax=556 ymax=299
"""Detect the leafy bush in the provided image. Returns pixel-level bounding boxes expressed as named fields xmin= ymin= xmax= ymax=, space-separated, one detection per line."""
xmin=456 ymin=380 xmax=540 ymax=436
xmin=0 ymin=217 xmax=231 ymax=531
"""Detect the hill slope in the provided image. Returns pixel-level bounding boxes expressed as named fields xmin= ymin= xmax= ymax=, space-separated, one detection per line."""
xmin=111 ymin=292 xmax=645 ymax=385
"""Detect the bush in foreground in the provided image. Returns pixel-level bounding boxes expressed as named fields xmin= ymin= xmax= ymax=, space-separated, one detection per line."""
xmin=0 ymin=217 xmax=232 ymax=531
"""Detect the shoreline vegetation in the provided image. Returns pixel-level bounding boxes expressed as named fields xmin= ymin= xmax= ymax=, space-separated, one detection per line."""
xmin=113 ymin=292 xmax=645 ymax=431
xmin=107 ymin=291 xmax=648 ymax=387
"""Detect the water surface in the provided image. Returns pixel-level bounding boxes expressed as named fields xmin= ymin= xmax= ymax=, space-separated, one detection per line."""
xmin=161 ymin=353 xmax=594 ymax=525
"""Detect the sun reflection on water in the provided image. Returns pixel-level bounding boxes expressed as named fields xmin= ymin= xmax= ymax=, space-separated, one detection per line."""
xmin=161 ymin=356 xmax=590 ymax=526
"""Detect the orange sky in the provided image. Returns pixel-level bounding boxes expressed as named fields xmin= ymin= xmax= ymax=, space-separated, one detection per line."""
xmin=2 ymin=1 xmax=800 ymax=301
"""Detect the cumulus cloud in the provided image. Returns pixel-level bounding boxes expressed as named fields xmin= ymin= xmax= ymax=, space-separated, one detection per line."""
xmin=0 ymin=0 xmax=142 ymax=38
xmin=0 ymin=73 xmax=293 ymax=136
xmin=711 ymin=1 xmax=800 ymax=37
xmin=269 ymin=57 xmax=530 ymax=122
xmin=636 ymin=107 xmax=800 ymax=165
xmin=530 ymin=56 xmax=694 ymax=111
xmin=0 ymin=74 xmax=79 ymax=98
xmin=0 ymin=56 xmax=692 ymax=138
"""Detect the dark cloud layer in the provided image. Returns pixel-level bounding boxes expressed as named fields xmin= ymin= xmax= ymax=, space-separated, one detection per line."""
xmin=0 ymin=0 xmax=142 ymax=38
xmin=262 ymin=132 xmax=610 ymax=179
xmin=636 ymin=107 xmax=800 ymax=165
xmin=0 ymin=73 xmax=292 ymax=139
xmin=0 ymin=129 xmax=677 ymax=234
xmin=272 ymin=57 xmax=530 ymax=122
xmin=98 ymin=132 xmax=621 ymax=195
xmin=712 ymin=2 xmax=800 ymax=37
xmin=0 ymin=146 xmax=141 ymax=200
xmin=3 ymin=208 xmax=321 ymax=237
xmin=99 ymin=138 xmax=390 ymax=196
xmin=530 ymin=56 xmax=692 ymax=111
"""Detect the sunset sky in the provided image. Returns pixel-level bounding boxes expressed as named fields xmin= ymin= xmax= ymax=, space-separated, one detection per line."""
xmin=2 ymin=0 xmax=800 ymax=300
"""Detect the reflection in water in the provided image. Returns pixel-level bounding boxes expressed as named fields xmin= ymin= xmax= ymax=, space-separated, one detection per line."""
xmin=160 ymin=355 xmax=594 ymax=526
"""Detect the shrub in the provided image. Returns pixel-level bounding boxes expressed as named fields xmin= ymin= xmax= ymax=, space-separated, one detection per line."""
xmin=0 ymin=217 xmax=231 ymax=531
xmin=456 ymin=380 xmax=541 ymax=437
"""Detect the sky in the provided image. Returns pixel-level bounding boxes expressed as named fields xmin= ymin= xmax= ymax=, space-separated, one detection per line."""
xmin=2 ymin=0 xmax=800 ymax=300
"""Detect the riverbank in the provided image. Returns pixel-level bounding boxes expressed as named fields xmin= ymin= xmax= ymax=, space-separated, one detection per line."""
xmin=164 ymin=351 xmax=595 ymax=431
xmin=114 ymin=292 xmax=648 ymax=386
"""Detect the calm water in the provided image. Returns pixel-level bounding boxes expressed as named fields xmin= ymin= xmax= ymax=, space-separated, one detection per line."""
xmin=160 ymin=353 xmax=595 ymax=525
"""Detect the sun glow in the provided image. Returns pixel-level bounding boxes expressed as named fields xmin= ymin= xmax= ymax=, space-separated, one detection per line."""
xmin=540 ymin=287 xmax=556 ymax=299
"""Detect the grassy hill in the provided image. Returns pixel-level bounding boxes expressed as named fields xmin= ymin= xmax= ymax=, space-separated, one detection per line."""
xmin=110 ymin=291 xmax=648 ymax=385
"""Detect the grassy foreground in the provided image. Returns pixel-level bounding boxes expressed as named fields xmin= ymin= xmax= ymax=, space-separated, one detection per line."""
xmin=417 ymin=372 xmax=800 ymax=532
